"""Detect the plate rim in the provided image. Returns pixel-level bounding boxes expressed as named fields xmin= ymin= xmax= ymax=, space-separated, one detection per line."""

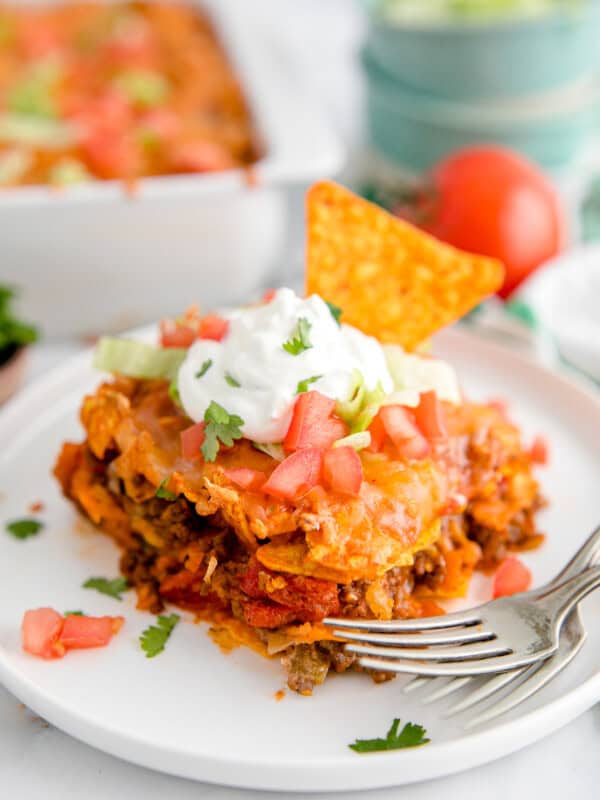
xmin=0 ymin=326 xmax=599 ymax=791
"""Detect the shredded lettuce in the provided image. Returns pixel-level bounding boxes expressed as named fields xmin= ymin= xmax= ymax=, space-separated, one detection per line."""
xmin=114 ymin=69 xmax=170 ymax=108
xmin=48 ymin=158 xmax=90 ymax=187
xmin=332 ymin=431 xmax=372 ymax=451
xmin=0 ymin=114 xmax=76 ymax=148
xmin=93 ymin=337 xmax=186 ymax=382
xmin=252 ymin=442 xmax=285 ymax=461
xmin=336 ymin=370 xmax=386 ymax=433
xmin=383 ymin=345 xmax=461 ymax=406
xmin=0 ymin=148 xmax=32 ymax=185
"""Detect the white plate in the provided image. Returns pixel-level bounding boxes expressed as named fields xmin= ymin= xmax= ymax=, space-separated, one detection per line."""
xmin=0 ymin=328 xmax=598 ymax=792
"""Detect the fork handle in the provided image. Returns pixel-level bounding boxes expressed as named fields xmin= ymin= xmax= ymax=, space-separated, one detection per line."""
xmin=545 ymin=564 xmax=600 ymax=625
xmin=551 ymin=523 xmax=600 ymax=586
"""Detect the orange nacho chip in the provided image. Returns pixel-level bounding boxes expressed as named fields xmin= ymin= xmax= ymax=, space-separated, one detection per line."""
xmin=306 ymin=181 xmax=504 ymax=349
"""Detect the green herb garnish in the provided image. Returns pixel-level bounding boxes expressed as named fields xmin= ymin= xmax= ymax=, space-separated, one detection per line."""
xmin=224 ymin=372 xmax=241 ymax=388
xmin=140 ymin=613 xmax=180 ymax=658
xmin=349 ymin=718 xmax=430 ymax=753
xmin=0 ymin=287 xmax=38 ymax=365
xmin=325 ymin=301 xmax=342 ymax=326
xmin=155 ymin=478 xmax=176 ymax=501
xmin=5 ymin=518 xmax=43 ymax=540
xmin=201 ymin=401 xmax=244 ymax=462
xmin=83 ymin=576 xmax=130 ymax=601
xmin=168 ymin=380 xmax=181 ymax=407
xmin=296 ymin=375 xmax=322 ymax=394
xmin=282 ymin=317 xmax=312 ymax=355
xmin=195 ymin=359 xmax=213 ymax=379
xmin=64 ymin=610 xmax=84 ymax=616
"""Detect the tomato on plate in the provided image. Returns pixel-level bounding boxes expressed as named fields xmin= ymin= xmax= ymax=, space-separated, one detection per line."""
xmin=60 ymin=615 xmax=124 ymax=649
xmin=414 ymin=391 xmax=447 ymax=442
xmin=160 ymin=321 xmax=196 ymax=348
xmin=492 ymin=556 xmax=532 ymax=598
xmin=21 ymin=608 xmax=65 ymax=659
xmin=529 ymin=435 xmax=550 ymax=466
xmin=394 ymin=146 xmax=565 ymax=298
xmin=181 ymin=421 xmax=206 ymax=459
xmin=379 ymin=405 xmax=430 ymax=460
xmin=223 ymin=468 xmax=267 ymax=491
xmin=283 ymin=391 xmax=347 ymax=453
xmin=366 ymin=412 xmax=387 ymax=453
xmin=198 ymin=315 xmax=229 ymax=342
xmin=171 ymin=141 xmax=235 ymax=173
xmin=322 ymin=446 xmax=363 ymax=496
xmin=262 ymin=448 xmax=323 ymax=501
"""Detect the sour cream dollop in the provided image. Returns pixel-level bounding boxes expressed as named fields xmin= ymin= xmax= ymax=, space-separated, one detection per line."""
xmin=177 ymin=288 xmax=394 ymax=443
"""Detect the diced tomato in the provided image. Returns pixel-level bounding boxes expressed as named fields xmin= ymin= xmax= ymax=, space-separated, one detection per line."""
xmin=262 ymin=448 xmax=322 ymax=501
xmin=379 ymin=405 xmax=430 ymax=460
xmin=160 ymin=320 xmax=196 ymax=348
xmin=171 ymin=141 xmax=235 ymax=173
xmin=81 ymin=130 xmax=140 ymax=180
xmin=60 ymin=615 xmax=124 ymax=649
xmin=223 ymin=468 xmax=267 ymax=491
xmin=492 ymin=556 xmax=532 ymax=598
xmin=283 ymin=391 xmax=348 ymax=453
xmin=322 ymin=447 xmax=363 ymax=496
xmin=529 ymin=435 xmax=549 ymax=466
xmin=181 ymin=421 xmax=206 ymax=459
xmin=262 ymin=288 xmax=277 ymax=303
xmin=414 ymin=391 xmax=448 ymax=441
xmin=366 ymin=412 xmax=386 ymax=453
xmin=22 ymin=608 xmax=65 ymax=660
xmin=71 ymin=91 xmax=133 ymax=134
xmin=198 ymin=315 xmax=229 ymax=342
xmin=19 ymin=24 xmax=62 ymax=59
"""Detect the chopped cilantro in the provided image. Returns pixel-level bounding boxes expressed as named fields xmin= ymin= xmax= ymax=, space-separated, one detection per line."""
xmin=140 ymin=613 xmax=180 ymax=658
xmin=155 ymin=477 xmax=176 ymax=501
xmin=5 ymin=518 xmax=43 ymax=540
xmin=282 ymin=317 xmax=312 ymax=355
xmin=83 ymin=576 xmax=130 ymax=601
xmin=168 ymin=380 xmax=181 ymax=407
xmin=349 ymin=719 xmax=430 ymax=753
xmin=64 ymin=610 xmax=84 ymax=617
xmin=325 ymin=301 xmax=342 ymax=326
xmin=296 ymin=374 xmax=322 ymax=394
xmin=0 ymin=286 xmax=38 ymax=364
xmin=224 ymin=372 xmax=241 ymax=388
xmin=201 ymin=401 xmax=244 ymax=462
xmin=195 ymin=359 xmax=213 ymax=379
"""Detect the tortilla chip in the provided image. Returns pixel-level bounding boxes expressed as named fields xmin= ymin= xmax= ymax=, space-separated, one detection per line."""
xmin=306 ymin=181 xmax=504 ymax=349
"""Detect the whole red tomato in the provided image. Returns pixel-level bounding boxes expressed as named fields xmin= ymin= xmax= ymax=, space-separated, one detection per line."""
xmin=394 ymin=146 xmax=566 ymax=298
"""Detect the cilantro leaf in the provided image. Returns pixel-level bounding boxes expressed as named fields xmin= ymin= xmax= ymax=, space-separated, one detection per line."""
xmin=296 ymin=374 xmax=323 ymax=394
xmin=201 ymin=401 xmax=244 ymax=462
xmin=195 ymin=359 xmax=213 ymax=379
xmin=349 ymin=719 xmax=430 ymax=753
xmin=155 ymin=477 xmax=177 ymax=501
xmin=83 ymin=576 xmax=130 ymax=601
xmin=282 ymin=317 xmax=313 ymax=355
xmin=140 ymin=613 xmax=180 ymax=658
xmin=5 ymin=518 xmax=44 ymax=539
xmin=224 ymin=372 xmax=241 ymax=388
xmin=168 ymin=380 xmax=181 ymax=407
xmin=64 ymin=610 xmax=84 ymax=616
xmin=325 ymin=301 xmax=342 ymax=326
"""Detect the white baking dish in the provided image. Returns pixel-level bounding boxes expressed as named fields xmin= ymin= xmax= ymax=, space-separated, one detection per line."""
xmin=0 ymin=0 xmax=343 ymax=337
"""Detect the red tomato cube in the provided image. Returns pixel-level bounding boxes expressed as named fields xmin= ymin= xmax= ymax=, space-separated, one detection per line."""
xmin=283 ymin=391 xmax=347 ymax=452
xmin=22 ymin=608 xmax=65 ymax=659
xmin=414 ymin=391 xmax=448 ymax=441
xmin=529 ymin=435 xmax=549 ymax=466
xmin=198 ymin=315 xmax=229 ymax=342
xmin=181 ymin=421 xmax=206 ymax=459
xmin=60 ymin=615 xmax=124 ymax=649
xmin=379 ymin=405 xmax=430 ymax=460
xmin=323 ymin=447 xmax=363 ymax=496
xmin=262 ymin=448 xmax=323 ymax=501
xmin=223 ymin=468 xmax=267 ymax=491
xmin=366 ymin=412 xmax=386 ymax=453
xmin=492 ymin=556 xmax=532 ymax=598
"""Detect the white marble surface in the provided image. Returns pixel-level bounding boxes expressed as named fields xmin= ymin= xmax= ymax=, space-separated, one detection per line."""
xmin=1 ymin=1 xmax=599 ymax=794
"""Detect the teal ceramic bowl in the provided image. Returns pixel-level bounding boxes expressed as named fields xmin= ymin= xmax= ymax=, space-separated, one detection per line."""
xmin=363 ymin=48 xmax=600 ymax=171
xmin=366 ymin=3 xmax=600 ymax=100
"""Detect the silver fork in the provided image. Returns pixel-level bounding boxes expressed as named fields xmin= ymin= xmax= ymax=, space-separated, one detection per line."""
xmin=402 ymin=524 xmax=600 ymax=726
xmin=324 ymin=539 xmax=600 ymax=678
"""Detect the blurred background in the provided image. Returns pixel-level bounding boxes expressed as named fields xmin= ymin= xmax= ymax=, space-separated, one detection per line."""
xmin=1 ymin=0 xmax=600 ymax=402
